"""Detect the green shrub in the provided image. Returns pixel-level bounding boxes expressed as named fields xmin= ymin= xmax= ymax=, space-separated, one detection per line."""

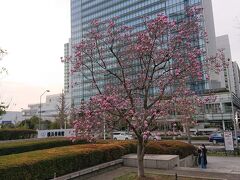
xmin=0 ymin=143 xmax=130 ymax=180
xmin=161 ymin=136 xmax=209 ymax=141
xmin=0 ymin=129 xmax=37 ymax=140
xmin=0 ymin=140 xmax=196 ymax=179
xmin=97 ymin=140 xmax=137 ymax=154
xmin=0 ymin=138 xmax=87 ymax=156
xmin=145 ymin=141 xmax=196 ymax=158
xmin=97 ymin=140 xmax=196 ymax=158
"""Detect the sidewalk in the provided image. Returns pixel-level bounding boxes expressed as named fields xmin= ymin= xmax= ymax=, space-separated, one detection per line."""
xmin=86 ymin=166 xmax=240 ymax=180
xmin=85 ymin=156 xmax=240 ymax=180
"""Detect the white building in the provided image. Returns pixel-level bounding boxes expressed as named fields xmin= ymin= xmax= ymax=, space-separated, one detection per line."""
xmin=215 ymin=35 xmax=240 ymax=97
xmin=0 ymin=111 xmax=24 ymax=125
xmin=197 ymin=89 xmax=240 ymax=130
xmin=22 ymin=94 xmax=70 ymax=122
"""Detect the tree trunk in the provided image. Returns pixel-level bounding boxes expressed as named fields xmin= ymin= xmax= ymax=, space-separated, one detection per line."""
xmin=186 ymin=124 xmax=191 ymax=144
xmin=137 ymin=140 xmax=145 ymax=177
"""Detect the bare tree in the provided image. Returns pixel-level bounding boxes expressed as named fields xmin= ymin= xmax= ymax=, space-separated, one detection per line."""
xmin=0 ymin=48 xmax=7 ymax=116
xmin=56 ymin=91 xmax=69 ymax=129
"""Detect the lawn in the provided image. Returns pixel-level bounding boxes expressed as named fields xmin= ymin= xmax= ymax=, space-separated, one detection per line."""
xmin=114 ymin=172 xmax=221 ymax=180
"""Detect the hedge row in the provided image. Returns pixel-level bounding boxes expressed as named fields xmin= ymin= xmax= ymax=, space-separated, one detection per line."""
xmin=145 ymin=140 xmax=196 ymax=158
xmin=0 ymin=138 xmax=87 ymax=156
xmin=161 ymin=136 xmax=209 ymax=141
xmin=0 ymin=141 xmax=195 ymax=179
xmin=0 ymin=142 xmax=136 ymax=180
xmin=98 ymin=140 xmax=196 ymax=159
xmin=0 ymin=129 xmax=37 ymax=140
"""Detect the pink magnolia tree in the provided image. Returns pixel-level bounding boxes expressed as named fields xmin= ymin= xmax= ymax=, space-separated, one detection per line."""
xmin=67 ymin=8 xmax=225 ymax=177
xmin=172 ymin=86 xmax=216 ymax=143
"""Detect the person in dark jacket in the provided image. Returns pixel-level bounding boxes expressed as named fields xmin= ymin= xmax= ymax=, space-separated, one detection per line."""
xmin=200 ymin=144 xmax=207 ymax=168
xmin=197 ymin=146 xmax=202 ymax=166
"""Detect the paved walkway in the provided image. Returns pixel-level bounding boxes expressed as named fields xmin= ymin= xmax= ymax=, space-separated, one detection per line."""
xmin=206 ymin=156 xmax=240 ymax=174
xmin=86 ymin=156 xmax=240 ymax=180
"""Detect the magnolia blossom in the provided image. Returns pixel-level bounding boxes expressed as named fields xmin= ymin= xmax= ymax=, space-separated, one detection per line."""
xmin=67 ymin=7 xmax=226 ymax=177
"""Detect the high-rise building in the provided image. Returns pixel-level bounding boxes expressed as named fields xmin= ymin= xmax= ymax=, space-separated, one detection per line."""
xmin=216 ymin=35 xmax=234 ymax=91
xmin=64 ymin=40 xmax=71 ymax=94
xmin=232 ymin=61 xmax=240 ymax=97
xmin=216 ymin=34 xmax=240 ymax=97
xmin=69 ymin=0 xmax=219 ymax=106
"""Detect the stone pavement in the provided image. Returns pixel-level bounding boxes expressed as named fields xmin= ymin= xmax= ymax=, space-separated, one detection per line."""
xmin=206 ymin=156 xmax=240 ymax=174
xmin=86 ymin=156 xmax=240 ymax=180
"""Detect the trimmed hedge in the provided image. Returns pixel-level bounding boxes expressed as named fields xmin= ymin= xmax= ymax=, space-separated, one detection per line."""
xmin=98 ymin=140 xmax=195 ymax=159
xmin=145 ymin=140 xmax=196 ymax=158
xmin=0 ymin=140 xmax=195 ymax=179
xmin=161 ymin=136 xmax=209 ymax=141
xmin=0 ymin=138 xmax=87 ymax=156
xmin=0 ymin=143 xmax=135 ymax=180
xmin=0 ymin=129 xmax=37 ymax=140
xmin=97 ymin=140 xmax=137 ymax=154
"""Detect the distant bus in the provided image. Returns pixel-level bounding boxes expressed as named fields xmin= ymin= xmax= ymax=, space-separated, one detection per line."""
xmin=37 ymin=129 xmax=76 ymax=138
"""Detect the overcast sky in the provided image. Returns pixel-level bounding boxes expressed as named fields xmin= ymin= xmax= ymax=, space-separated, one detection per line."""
xmin=0 ymin=0 xmax=240 ymax=111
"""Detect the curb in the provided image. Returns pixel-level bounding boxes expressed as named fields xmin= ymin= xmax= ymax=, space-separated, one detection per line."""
xmin=175 ymin=167 xmax=240 ymax=175
xmin=52 ymin=159 xmax=123 ymax=180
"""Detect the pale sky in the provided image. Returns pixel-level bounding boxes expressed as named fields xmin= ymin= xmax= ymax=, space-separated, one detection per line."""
xmin=0 ymin=0 xmax=240 ymax=111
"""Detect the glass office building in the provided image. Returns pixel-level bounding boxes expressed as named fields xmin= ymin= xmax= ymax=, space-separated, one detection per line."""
xmin=69 ymin=0 xmax=217 ymax=106
xmin=64 ymin=41 xmax=71 ymax=94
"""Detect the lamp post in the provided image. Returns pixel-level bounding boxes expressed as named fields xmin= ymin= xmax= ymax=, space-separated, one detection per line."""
xmin=39 ymin=90 xmax=50 ymax=130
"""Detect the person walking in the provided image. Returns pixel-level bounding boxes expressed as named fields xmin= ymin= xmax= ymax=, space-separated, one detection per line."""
xmin=200 ymin=144 xmax=207 ymax=169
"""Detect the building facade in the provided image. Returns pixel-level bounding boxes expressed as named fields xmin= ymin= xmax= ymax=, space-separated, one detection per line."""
xmin=232 ymin=61 xmax=240 ymax=98
xmin=69 ymin=0 xmax=220 ymax=106
xmin=22 ymin=94 xmax=70 ymax=122
xmin=64 ymin=40 xmax=71 ymax=94
xmin=216 ymin=35 xmax=234 ymax=92
xmin=0 ymin=111 xmax=24 ymax=125
xmin=197 ymin=90 xmax=240 ymax=130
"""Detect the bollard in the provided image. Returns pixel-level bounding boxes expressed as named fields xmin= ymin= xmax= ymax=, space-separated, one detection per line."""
xmin=53 ymin=172 xmax=56 ymax=179
xmin=175 ymin=173 xmax=178 ymax=180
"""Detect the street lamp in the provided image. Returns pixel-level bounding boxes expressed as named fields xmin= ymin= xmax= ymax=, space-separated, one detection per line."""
xmin=39 ymin=90 xmax=50 ymax=130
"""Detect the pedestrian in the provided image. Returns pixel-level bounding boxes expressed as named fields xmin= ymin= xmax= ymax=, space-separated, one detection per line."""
xmin=197 ymin=146 xmax=202 ymax=166
xmin=200 ymin=144 xmax=207 ymax=169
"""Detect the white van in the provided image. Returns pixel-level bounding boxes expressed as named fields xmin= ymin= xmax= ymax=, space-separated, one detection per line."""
xmin=113 ymin=131 xmax=134 ymax=140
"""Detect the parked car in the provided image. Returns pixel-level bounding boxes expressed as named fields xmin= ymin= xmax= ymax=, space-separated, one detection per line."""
xmin=209 ymin=132 xmax=224 ymax=144
xmin=148 ymin=132 xmax=162 ymax=141
xmin=112 ymin=131 xmax=134 ymax=140
xmin=209 ymin=131 xmax=240 ymax=144
xmin=149 ymin=134 xmax=161 ymax=141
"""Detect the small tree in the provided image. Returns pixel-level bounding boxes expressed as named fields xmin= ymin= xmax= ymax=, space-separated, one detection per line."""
xmin=0 ymin=103 xmax=6 ymax=117
xmin=17 ymin=116 xmax=40 ymax=129
xmin=69 ymin=100 xmax=77 ymax=126
xmin=68 ymin=8 xmax=225 ymax=177
xmin=56 ymin=91 xmax=69 ymax=129
xmin=0 ymin=48 xmax=7 ymax=116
